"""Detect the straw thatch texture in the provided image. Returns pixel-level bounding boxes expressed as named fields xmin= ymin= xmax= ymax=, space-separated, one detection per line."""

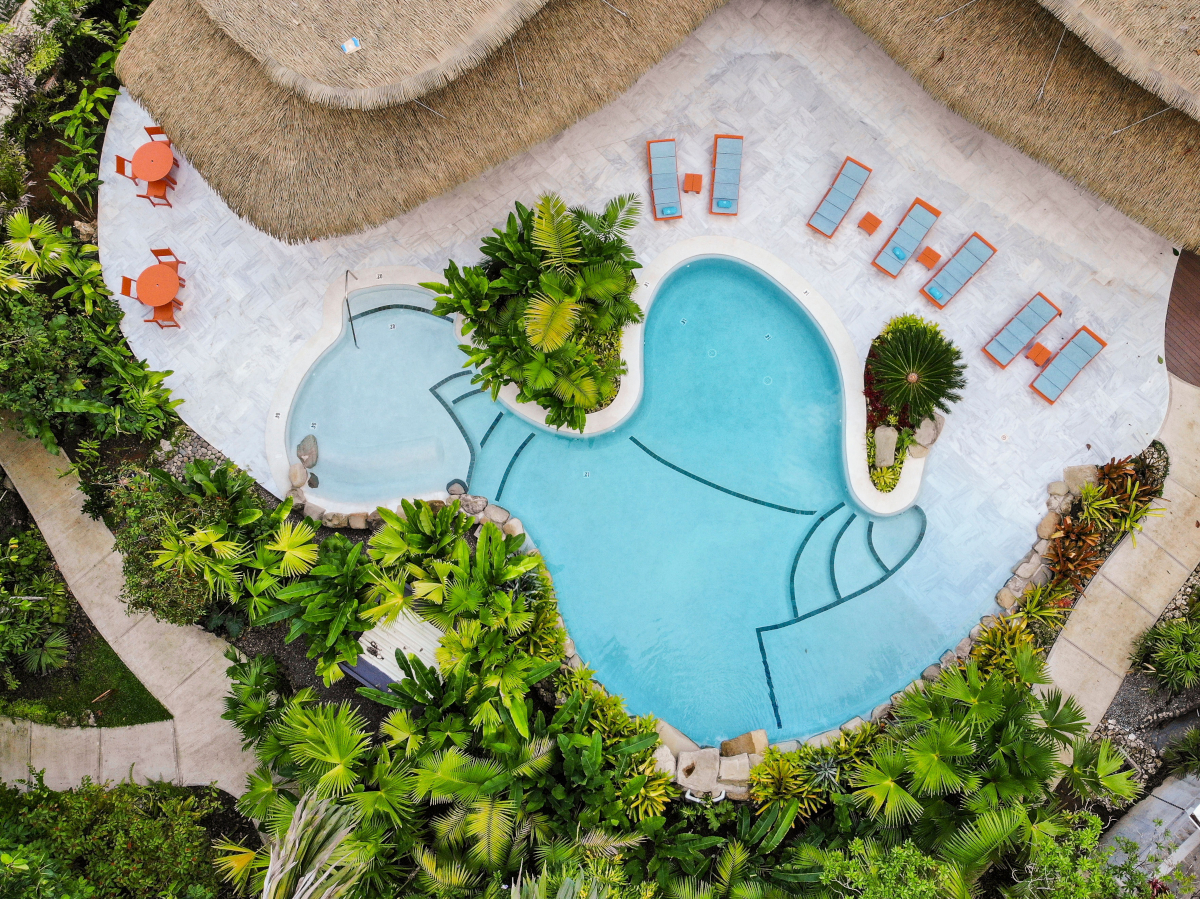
xmin=115 ymin=0 xmax=725 ymax=243
xmin=1036 ymin=0 xmax=1200 ymax=123
xmin=832 ymin=0 xmax=1200 ymax=251
xmin=195 ymin=0 xmax=550 ymax=110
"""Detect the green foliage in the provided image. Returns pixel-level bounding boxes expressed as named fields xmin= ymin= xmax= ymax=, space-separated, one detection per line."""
xmin=3 ymin=774 xmax=221 ymax=899
xmin=1163 ymin=726 xmax=1200 ymax=777
xmin=1132 ymin=614 xmax=1200 ymax=693
xmin=850 ymin=659 xmax=1136 ymax=885
xmin=748 ymin=724 xmax=880 ymax=823
xmin=0 ymin=529 xmax=71 ymax=689
xmin=865 ymin=430 xmax=905 ymax=493
xmin=0 ymin=842 xmax=96 ymax=899
xmin=867 ymin=316 xmax=966 ymax=423
xmin=0 ymin=137 xmax=29 ymax=213
xmin=999 ymin=812 xmax=1169 ymax=898
xmin=968 ymin=616 xmax=1039 ymax=682
xmin=794 ymin=839 xmax=968 ymax=899
xmin=425 ymin=194 xmax=644 ymax=432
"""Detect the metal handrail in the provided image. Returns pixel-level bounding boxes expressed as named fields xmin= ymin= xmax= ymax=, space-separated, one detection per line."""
xmin=345 ymin=270 xmax=359 ymax=348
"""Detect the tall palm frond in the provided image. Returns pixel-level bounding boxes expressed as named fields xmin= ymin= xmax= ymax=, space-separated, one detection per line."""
xmin=572 ymin=193 xmax=642 ymax=240
xmin=937 ymin=805 xmax=1027 ymax=882
xmin=411 ymin=747 xmax=504 ymax=804
xmin=575 ymin=829 xmax=644 ymax=858
xmin=531 ymin=194 xmax=581 ymax=273
xmin=261 ymin=793 xmax=367 ymax=899
xmin=412 ymin=846 xmax=482 ymax=898
xmin=465 ymin=795 xmax=516 ymax=868
xmin=525 ymin=271 xmax=582 ymax=351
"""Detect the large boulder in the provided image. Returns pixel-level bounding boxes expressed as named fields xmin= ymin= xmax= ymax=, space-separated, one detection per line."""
xmin=348 ymin=512 xmax=369 ymax=530
xmin=874 ymin=426 xmax=898 ymax=468
xmin=720 ymin=729 xmax=768 ymax=757
xmin=288 ymin=463 xmax=308 ymax=488
xmin=806 ymin=728 xmax=843 ymax=748
xmin=482 ymin=504 xmax=511 ymax=525
xmin=676 ymin=748 xmax=720 ymax=794
xmin=656 ymin=720 xmax=699 ymax=756
xmin=913 ymin=417 xmax=940 ymax=447
xmin=297 ymin=435 xmax=318 ymax=468
xmin=447 ymin=480 xmax=466 ymax=496
xmin=1063 ymin=464 xmax=1099 ymax=494
xmin=653 ymin=743 xmax=676 ymax=777
xmin=718 ymin=753 xmax=751 ymax=786
xmin=1037 ymin=512 xmax=1061 ymax=540
xmin=502 ymin=518 xmax=524 ymax=537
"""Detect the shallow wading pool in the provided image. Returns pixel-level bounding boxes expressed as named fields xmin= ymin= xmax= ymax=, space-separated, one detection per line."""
xmin=287 ymin=258 xmax=948 ymax=744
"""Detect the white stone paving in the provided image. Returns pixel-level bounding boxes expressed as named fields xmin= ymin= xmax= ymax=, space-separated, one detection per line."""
xmin=97 ymin=0 xmax=1174 ymax=733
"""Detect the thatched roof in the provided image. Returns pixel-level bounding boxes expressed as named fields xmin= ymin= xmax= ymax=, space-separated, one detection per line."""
xmin=194 ymin=0 xmax=550 ymax=110
xmin=1036 ymin=0 xmax=1200 ymax=123
xmin=115 ymin=0 xmax=724 ymax=243
xmin=832 ymin=0 xmax=1200 ymax=251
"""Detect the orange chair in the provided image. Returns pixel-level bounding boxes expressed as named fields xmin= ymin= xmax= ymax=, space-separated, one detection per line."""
xmin=144 ymin=303 xmax=180 ymax=329
xmin=115 ymin=156 xmax=139 ymax=183
xmin=138 ymin=177 xmax=174 ymax=208
xmin=120 ymin=276 xmax=137 ymax=299
xmin=144 ymin=126 xmax=172 ymax=146
xmin=150 ymin=248 xmax=186 ymax=287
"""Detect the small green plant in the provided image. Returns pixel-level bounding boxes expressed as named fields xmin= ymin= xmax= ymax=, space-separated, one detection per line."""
xmin=1132 ymin=616 xmax=1200 ymax=693
xmin=1163 ymin=727 xmax=1200 ymax=777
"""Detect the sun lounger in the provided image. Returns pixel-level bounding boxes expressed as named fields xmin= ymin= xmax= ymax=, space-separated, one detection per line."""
xmin=982 ymin=293 xmax=1062 ymax=368
xmin=1030 ymin=326 xmax=1106 ymax=404
xmin=710 ymin=134 xmax=743 ymax=215
xmin=807 ymin=157 xmax=872 ymax=238
xmin=647 ymin=139 xmax=682 ymax=221
xmin=871 ymin=199 xmax=940 ymax=277
xmin=921 ymin=233 xmax=996 ymax=308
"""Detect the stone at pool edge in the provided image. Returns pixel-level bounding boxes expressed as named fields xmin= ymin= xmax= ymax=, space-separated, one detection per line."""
xmin=502 ymin=518 xmax=524 ymax=537
xmin=913 ymin=416 xmax=940 ymax=447
xmin=1063 ymin=464 xmax=1099 ymax=494
xmin=909 ymin=443 xmax=930 ymax=459
xmin=655 ymin=719 xmax=699 ymax=756
xmin=676 ymin=748 xmax=720 ymax=793
xmin=303 ymin=502 xmax=326 ymax=521
xmin=1049 ymin=480 xmax=1069 ymax=496
xmin=482 ymin=504 xmax=511 ymax=525
xmin=720 ymin=729 xmax=768 ymax=757
xmin=653 ymin=743 xmax=676 ymax=777
xmin=448 ymin=481 xmax=466 ymax=496
xmin=288 ymin=463 xmax=307 ymax=488
xmin=348 ymin=513 xmax=368 ymax=530
xmin=874 ymin=425 xmax=898 ymax=468
xmin=1037 ymin=512 xmax=1060 ymax=540
xmin=287 ymin=488 xmax=305 ymax=505
xmin=297 ymin=434 xmax=318 ymax=468
xmin=458 ymin=495 xmax=487 ymax=515
xmin=323 ymin=512 xmax=348 ymax=529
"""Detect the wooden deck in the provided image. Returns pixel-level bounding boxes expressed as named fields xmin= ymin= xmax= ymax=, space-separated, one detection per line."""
xmin=1167 ymin=251 xmax=1200 ymax=388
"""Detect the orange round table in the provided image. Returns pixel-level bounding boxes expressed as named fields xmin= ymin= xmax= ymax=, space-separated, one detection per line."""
xmin=131 ymin=142 xmax=173 ymax=182
xmin=136 ymin=264 xmax=179 ymax=307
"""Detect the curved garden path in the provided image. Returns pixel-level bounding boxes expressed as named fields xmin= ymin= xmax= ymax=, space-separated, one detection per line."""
xmin=0 ymin=422 xmax=253 ymax=794
xmin=1047 ymin=373 xmax=1200 ymax=731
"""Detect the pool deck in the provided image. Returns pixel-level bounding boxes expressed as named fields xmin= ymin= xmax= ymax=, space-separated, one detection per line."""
xmin=97 ymin=0 xmax=1174 ymax=733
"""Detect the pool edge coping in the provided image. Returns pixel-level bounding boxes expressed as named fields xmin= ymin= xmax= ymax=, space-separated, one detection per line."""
xmin=265 ymin=265 xmax=450 ymax=513
xmin=470 ymin=236 xmax=924 ymax=516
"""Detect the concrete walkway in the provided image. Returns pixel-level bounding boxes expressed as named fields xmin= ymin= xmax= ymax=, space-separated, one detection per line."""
xmin=1101 ymin=773 xmax=1200 ymax=876
xmin=1048 ymin=374 xmax=1200 ymax=733
xmin=0 ymin=424 xmax=253 ymax=795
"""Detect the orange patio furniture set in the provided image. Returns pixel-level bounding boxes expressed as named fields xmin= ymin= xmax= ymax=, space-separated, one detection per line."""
xmin=121 ymin=247 xmax=187 ymax=329
xmin=646 ymin=134 xmax=744 ymax=221
xmin=115 ymin=126 xmax=179 ymax=207
xmin=797 ymin=153 xmax=1105 ymax=405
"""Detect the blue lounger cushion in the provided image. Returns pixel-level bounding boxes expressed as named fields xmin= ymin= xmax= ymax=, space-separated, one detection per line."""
xmin=649 ymin=140 xmax=681 ymax=218
xmin=924 ymin=233 xmax=995 ymax=305
xmin=1032 ymin=330 xmax=1104 ymax=400
xmin=712 ymin=137 xmax=744 ymax=213
xmin=985 ymin=295 xmax=1061 ymax=366
xmin=808 ymin=157 xmax=873 ymax=236
xmin=875 ymin=202 xmax=939 ymax=274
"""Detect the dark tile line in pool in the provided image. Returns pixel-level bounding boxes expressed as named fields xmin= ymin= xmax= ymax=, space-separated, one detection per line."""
xmin=349 ymin=303 xmax=451 ymax=322
xmin=495 ymin=433 xmax=535 ymax=502
xmin=429 ymin=370 xmax=477 ymax=489
xmin=451 ymin=388 xmax=485 ymax=405
xmin=627 ymin=436 xmax=816 ymax=515
xmin=479 ymin=412 xmax=504 ymax=449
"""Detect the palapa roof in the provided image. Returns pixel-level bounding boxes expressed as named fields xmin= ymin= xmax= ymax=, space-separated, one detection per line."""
xmin=194 ymin=0 xmax=550 ymax=110
xmin=831 ymin=0 xmax=1200 ymax=251
xmin=115 ymin=0 xmax=723 ymax=243
xmin=1036 ymin=0 xmax=1200 ymax=122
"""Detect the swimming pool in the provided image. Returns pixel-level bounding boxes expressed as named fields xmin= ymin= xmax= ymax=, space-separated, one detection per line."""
xmin=280 ymin=256 xmax=948 ymax=743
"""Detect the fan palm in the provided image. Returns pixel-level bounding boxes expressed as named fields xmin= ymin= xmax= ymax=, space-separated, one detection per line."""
xmin=5 ymin=210 xmax=68 ymax=276
xmin=870 ymin=320 xmax=966 ymax=421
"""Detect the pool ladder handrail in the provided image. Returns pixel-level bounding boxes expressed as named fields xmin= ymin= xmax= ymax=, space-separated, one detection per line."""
xmin=344 ymin=269 xmax=359 ymax=348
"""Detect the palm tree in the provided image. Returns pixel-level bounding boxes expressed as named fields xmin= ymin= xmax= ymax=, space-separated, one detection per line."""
xmin=869 ymin=319 xmax=966 ymax=422
xmin=261 ymin=793 xmax=368 ymax=899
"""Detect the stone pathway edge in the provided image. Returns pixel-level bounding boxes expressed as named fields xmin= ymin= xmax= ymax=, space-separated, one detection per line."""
xmin=0 ymin=417 xmax=253 ymax=795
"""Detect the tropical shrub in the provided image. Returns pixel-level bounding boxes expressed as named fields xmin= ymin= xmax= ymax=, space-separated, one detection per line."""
xmin=0 ymin=528 xmax=71 ymax=689
xmin=865 ymin=315 xmax=966 ymax=426
xmin=1132 ymin=614 xmax=1200 ymax=693
xmin=426 ymin=194 xmax=644 ymax=432
xmin=2 ymin=774 xmax=222 ymax=899
xmin=748 ymin=723 xmax=879 ymax=820
xmin=792 ymin=839 xmax=968 ymax=899
xmin=1044 ymin=514 xmax=1103 ymax=590
xmin=968 ymin=615 xmax=1038 ymax=681
xmin=1163 ymin=726 xmax=1200 ymax=777
xmin=849 ymin=657 xmax=1136 ymax=885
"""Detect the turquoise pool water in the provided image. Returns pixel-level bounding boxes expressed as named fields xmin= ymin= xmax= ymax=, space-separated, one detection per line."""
xmin=290 ymin=259 xmax=945 ymax=743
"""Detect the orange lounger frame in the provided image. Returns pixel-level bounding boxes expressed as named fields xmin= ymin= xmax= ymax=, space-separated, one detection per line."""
xmin=807 ymin=156 xmax=872 ymax=238
xmin=871 ymin=199 xmax=940 ymax=278
xmin=920 ymin=232 xmax=997 ymax=308
xmin=1030 ymin=326 xmax=1107 ymax=404
xmin=710 ymin=134 xmax=743 ymax=215
xmin=646 ymin=139 xmax=682 ymax=221
xmin=981 ymin=293 xmax=1062 ymax=369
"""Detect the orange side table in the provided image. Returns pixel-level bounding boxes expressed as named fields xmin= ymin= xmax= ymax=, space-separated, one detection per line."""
xmin=1026 ymin=342 xmax=1052 ymax=367
xmin=682 ymin=173 xmax=702 ymax=193
xmin=132 ymin=142 xmax=174 ymax=182
xmin=916 ymin=247 xmax=942 ymax=269
xmin=136 ymin=264 xmax=180 ymax=306
xmin=858 ymin=212 xmax=881 ymax=235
